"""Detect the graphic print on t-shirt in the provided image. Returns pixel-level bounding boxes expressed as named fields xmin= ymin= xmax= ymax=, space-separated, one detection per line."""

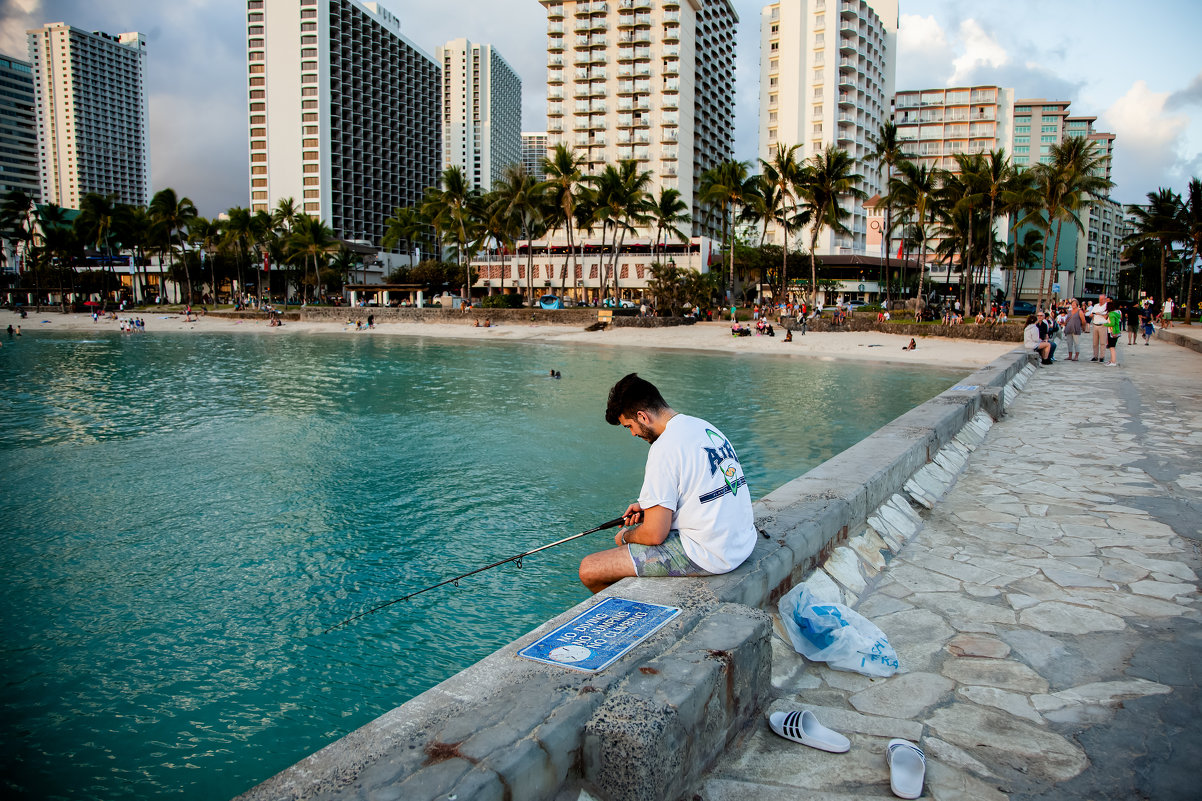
xmin=699 ymin=428 xmax=746 ymax=503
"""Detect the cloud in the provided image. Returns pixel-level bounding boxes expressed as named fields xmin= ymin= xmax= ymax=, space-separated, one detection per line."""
xmin=0 ymin=0 xmax=40 ymax=58
xmin=896 ymin=14 xmax=952 ymax=88
xmin=1167 ymin=69 xmax=1202 ymax=108
xmin=948 ymin=19 xmax=1007 ymax=85
xmin=1101 ymin=80 xmax=1191 ymax=200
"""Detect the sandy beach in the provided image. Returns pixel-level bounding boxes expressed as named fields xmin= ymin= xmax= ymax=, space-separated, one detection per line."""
xmin=0 ymin=308 xmax=1020 ymax=370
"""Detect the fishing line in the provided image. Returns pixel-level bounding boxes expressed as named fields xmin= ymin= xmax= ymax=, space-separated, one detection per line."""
xmin=323 ymin=515 xmax=626 ymax=633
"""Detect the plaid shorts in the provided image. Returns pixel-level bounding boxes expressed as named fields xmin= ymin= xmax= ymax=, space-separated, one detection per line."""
xmin=627 ymin=530 xmax=715 ymax=578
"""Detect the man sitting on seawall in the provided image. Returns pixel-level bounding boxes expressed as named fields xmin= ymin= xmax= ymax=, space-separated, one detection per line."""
xmin=1023 ymin=314 xmax=1053 ymax=364
xmin=578 ymin=373 xmax=758 ymax=593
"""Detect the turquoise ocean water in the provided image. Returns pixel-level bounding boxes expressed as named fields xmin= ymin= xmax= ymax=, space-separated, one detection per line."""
xmin=0 ymin=329 xmax=962 ymax=799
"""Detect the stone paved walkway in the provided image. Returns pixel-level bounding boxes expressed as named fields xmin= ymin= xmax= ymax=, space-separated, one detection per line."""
xmin=694 ymin=332 xmax=1202 ymax=801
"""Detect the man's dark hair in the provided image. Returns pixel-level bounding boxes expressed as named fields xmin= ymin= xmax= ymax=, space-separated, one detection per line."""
xmin=605 ymin=372 xmax=668 ymax=426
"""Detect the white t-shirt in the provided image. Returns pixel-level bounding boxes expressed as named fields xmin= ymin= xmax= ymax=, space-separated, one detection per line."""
xmin=638 ymin=414 xmax=757 ymax=573
xmin=1088 ymin=302 xmax=1108 ymax=326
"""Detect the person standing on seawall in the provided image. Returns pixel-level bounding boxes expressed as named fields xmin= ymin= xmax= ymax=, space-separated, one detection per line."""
xmin=1062 ymin=299 xmax=1087 ymax=361
xmin=1104 ymin=300 xmax=1122 ymax=366
xmin=578 ymin=373 xmax=757 ymax=594
xmin=1125 ymin=302 xmax=1140 ymax=346
xmin=1087 ymin=294 xmax=1109 ymax=362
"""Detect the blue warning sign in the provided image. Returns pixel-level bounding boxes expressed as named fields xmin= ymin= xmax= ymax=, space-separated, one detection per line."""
xmin=518 ymin=597 xmax=681 ymax=672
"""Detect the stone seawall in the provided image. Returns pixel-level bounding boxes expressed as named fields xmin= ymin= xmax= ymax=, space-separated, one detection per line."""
xmin=236 ymin=348 xmax=1037 ymax=801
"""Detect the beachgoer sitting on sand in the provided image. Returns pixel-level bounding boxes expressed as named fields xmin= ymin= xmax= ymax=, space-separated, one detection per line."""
xmin=784 ymin=328 xmax=792 ymax=342
xmin=902 ymin=338 xmax=917 ymax=351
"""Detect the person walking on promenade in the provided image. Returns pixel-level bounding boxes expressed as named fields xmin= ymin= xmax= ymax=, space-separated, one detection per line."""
xmin=1140 ymin=303 xmax=1155 ymax=344
xmin=1162 ymin=297 xmax=1174 ymax=328
xmin=1104 ymin=300 xmax=1122 ymax=366
xmin=578 ymin=373 xmax=757 ymax=594
xmin=1086 ymin=294 xmax=1109 ymax=361
xmin=1062 ymin=298 xmax=1087 ymax=360
xmin=1125 ymin=302 xmax=1140 ymax=346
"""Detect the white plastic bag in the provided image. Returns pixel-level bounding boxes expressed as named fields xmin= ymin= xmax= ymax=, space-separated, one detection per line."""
xmin=778 ymin=584 xmax=899 ymax=677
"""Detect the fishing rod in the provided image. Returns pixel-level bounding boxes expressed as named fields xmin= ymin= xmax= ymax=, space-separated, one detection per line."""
xmin=323 ymin=515 xmax=627 ymax=634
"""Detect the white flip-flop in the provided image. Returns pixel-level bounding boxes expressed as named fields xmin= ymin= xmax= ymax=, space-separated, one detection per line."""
xmin=768 ymin=709 xmax=850 ymax=753
xmin=886 ymin=738 xmax=926 ymax=799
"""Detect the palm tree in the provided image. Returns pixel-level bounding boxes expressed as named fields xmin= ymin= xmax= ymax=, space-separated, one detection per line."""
xmin=888 ymin=160 xmax=940 ymax=316
xmin=1180 ymin=178 xmax=1202 ymax=324
xmin=1 ymin=190 xmax=38 ymax=307
xmin=286 ymin=214 xmax=337 ymax=303
xmin=543 ymin=144 xmax=586 ymax=298
xmin=114 ymin=203 xmax=153 ymax=303
xmin=149 ymin=188 xmax=198 ymax=304
xmin=1126 ymin=187 xmax=1186 ymax=311
xmin=381 ymin=205 xmax=426 ymax=268
xmin=1000 ymin=228 xmax=1045 ymax=302
xmin=999 ymin=167 xmax=1042 ymax=315
xmin=38 ymin=204 xmax=77 ymax=310
xmin=189 ymin=217 xmax=225 ymax=304
xmin=867 ymin=123 xmax=908 ymax=305
xmin=223 ymin=207 xmax=256 ymax=306
xmin=647 ymin=187 xmax=690 ymax=266
xmin=698 ymin=159 xmax=751 ymax=302
xmin=974 ymin=150 xmax=1012 ymax=313
xmin=797 ymin=145 xmax=866 ymax=308
xmin=272 ymin=197 xmax=299 ymax=236
xmin=77 ymin=193 xmax=121 ymax=300
xmin=251 ymin=208 xmax=277 ymax=304
xmin=490 ymin=164 xmax=545 ymax=305
xmin=422 ymin=166 xmax=480 ymax=302
xmin=590 ymin=160 xmax=652 ymax=303
xmin=1038 ymin=136 xmax=1115 ymax=307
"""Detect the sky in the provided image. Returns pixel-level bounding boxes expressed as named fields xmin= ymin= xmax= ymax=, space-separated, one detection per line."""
xmin=2 ymin=0 xmax=1199 ymax=218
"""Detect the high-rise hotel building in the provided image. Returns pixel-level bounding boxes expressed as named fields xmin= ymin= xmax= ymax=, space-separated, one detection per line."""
xmin=1011 ymin=98 xmax=1114 ymax=185
xmin=540 ymin=0 xmax=738 ymax=238
xmin=437 ymin=39 xmax=521 ymax=191
xmin=522 ymin=131 xmax=550 ymax=180
xmin=246 ymin=0 xmax=440 ymax=251
xmin=26 ymin=23 xmax=149 ymax=209
xmin=892 ymin=85 xmax=1016 ymax=174
xmin=0 ymin=54 xmax=40 ymax=201
xmin=758 ymin=0 xmax=896 ymax=255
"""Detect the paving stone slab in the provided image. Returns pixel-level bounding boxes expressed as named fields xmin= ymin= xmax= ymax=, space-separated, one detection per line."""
xmin=925 ymin=704 xmax=1088 ymax=783
xmin=1018 ymin=600 xmax=1128 ymax=634
xmin=941 ymin=657 xmax=1050 ymax=693
xmin=1042 ymin=567 xmax=1115 ymax=589
xmin=1128 ymin=579 xmax=1198 ymax=600
xmin=874 ymin=607 xmax=956 ymax=672
xmin=956 ymin=685 xmax=1043 ymax=723
xmin=925 ymin=759 xmax=1009 ymax=801
xmin=848 ymin=671 xmax=954 ymax=719
xmin=907 ymin=592 xmax=1017 ymax=628
xmin=946 ymin=633 xmax=1011 ymax=659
